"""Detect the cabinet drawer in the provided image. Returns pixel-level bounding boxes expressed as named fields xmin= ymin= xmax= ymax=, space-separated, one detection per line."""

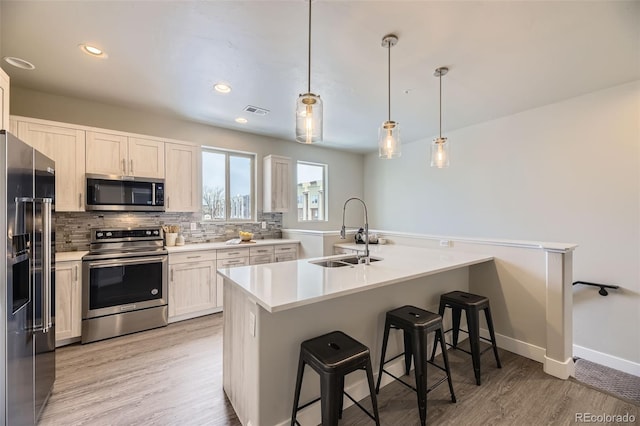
xmin=217 ymin=247 xmax=250 ymax=259
xmin=275 ymin=252 xmax=297 ymax=262
xmin=217 ymin=257 xmax=250 ymax=268
xmin=250 ymin=254 xmax=275 ymax=265
xmin=274 ymin=244 xmax=298 ymax=254
xmin=249 ymin=246 xmax=275 ymax=256
xmin=170 ymin=250 xmax=217 ymax=264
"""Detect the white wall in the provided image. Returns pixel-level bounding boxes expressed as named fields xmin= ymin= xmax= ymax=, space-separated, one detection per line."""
xmin=364 ymin=81 xmax=640 ymax=370
xmin=10 ymin=86 xmax=365 ymax=231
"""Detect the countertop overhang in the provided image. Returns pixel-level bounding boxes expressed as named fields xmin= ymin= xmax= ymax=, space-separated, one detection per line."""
xmin=217 ymin=244 xmax=493 ymax=313
xmin=165 ymin=238 xmax=299 ymax=253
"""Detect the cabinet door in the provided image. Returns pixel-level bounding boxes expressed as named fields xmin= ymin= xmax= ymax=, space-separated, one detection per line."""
xmin=17 ymin=121 xmax=86 ymax=211
xmin=264 ymin=155 xmax=291 ymax=212
xmin=165 ymin=142 xmax=200 ymax=212
xmin=169 ymin=260 xmax=217 ymax=318
xmin=1 ymin=67 xmax=9 ymax=130
xmin=128 ymin=137 xmax=165 ymax=178
xmin=86 ymin=131 xmax=128 ymax=175
xmin=55 ymin=261 xmax=82 ymax=343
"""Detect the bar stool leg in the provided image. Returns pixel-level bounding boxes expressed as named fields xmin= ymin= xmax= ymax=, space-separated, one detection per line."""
xmin=375 ymin=319 xmax=391 ymax=393
xmin=437 ymin=328 xmax=457 ymax=403
xmin=484 ymin=306 xmax=502 ymax=368
xmin=403 ymin=330 xmax=413 ymax=375
xmin=337 ymin=375 xmax=345 ymax=419
xmin=411 ymin=331 xmax=428 ymax=426
xmin=451 ymin=306 xmax=462 ymax=348
xmin=467 ymin=307 xmax=482 ymax=385
xmin=291 ymin=356 xmax=306 ymax=426
xmin=365 ymin=358 xmax=382 ymax=426
xmin=320 ymin=372 xmax=341 ymax=426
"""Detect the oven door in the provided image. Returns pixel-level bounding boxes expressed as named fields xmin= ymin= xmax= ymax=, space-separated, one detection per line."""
xmin=82 ymin=255 xmax=168 ymax=319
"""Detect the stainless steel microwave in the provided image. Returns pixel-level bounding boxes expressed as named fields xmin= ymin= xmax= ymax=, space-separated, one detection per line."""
xmin=85 ymin=174 xmax=165 ymax=211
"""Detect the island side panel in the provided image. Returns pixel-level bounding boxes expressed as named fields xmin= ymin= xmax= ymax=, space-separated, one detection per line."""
xmin=255 ymin=268 xmax=470 ymax=426
xmin=223 ymin=279 xmax=260 ymax=426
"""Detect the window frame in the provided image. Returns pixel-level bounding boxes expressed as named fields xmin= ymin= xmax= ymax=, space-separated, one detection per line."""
xmin=201 ymin=147 xmax=256 ymax=222
xmin=296 ymin=160 xmax=328 ymax=223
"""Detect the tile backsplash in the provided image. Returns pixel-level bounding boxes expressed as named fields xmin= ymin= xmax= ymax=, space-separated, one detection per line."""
xmin=55 ymin=211 xmax=283 ymax=252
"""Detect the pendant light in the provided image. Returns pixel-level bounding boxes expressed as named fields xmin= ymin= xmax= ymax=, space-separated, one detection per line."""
xmin=378 ymin=34 xmax=400 ymax=159
xmin=431 ymin=67 xmax=450 ymax=168
xmin=295 ymin=0 xmax=322 ymax=144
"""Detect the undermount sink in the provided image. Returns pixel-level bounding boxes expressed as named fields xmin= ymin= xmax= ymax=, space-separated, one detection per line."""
xmin=309 ymin=255 xmax=382 ymax=268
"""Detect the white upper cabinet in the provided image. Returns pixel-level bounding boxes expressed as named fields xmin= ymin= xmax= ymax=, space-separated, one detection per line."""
xmin=86 ymin=131 xmax=165 ymax=178
xmin=0 ymin=67 xmax=9 ymax=131
xmin=263 ymin=155 xmax=291 ymax=212
xmin=165 ymin=142 xmax=201 ymax=212
xmin=17 ymin=120 xmax=86 ymax=212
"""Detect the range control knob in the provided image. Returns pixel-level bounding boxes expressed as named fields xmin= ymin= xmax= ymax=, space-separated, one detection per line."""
xmin=146 ymin=230 xmax=151 ymax=235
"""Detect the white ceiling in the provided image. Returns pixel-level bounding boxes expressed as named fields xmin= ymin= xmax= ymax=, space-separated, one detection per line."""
xmin=1 ymin=1 xmax=639 ymax=153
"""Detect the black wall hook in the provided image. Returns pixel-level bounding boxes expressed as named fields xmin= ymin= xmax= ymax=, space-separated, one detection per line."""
xmin=572 ymin=281 xmax=620 ymax=296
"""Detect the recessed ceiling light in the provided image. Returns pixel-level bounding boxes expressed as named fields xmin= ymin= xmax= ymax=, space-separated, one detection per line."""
xmin=79 ymin=44 xmax=107 ymax=58
xmin=3 ymin=56 xmax=35 ymax=70
xmin=214 ymin=83 xmax=232 ymax=94
xmin=235 ymin=117 xmax=248 ymax=124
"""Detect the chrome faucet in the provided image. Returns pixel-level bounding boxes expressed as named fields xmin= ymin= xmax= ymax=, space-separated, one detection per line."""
xmin=341 ymin=197 xmax=370 ymax=265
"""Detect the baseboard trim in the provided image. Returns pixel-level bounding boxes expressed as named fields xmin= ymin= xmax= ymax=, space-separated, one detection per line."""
xmin=543 ymin=355 xmax=575 ymax=379
xmin=573 ymin=344 xmax=640 ymax=377
xmin=479 ymin=328 xmax=546 ymax=364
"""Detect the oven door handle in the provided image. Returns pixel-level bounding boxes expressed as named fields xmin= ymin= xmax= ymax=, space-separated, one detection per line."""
xmin=86 ymin=256 xmax=167 ymax=269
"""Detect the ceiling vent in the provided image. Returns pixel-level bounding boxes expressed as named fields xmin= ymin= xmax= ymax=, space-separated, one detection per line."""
xmin=243 ymin=105 xmax=270 ymax=115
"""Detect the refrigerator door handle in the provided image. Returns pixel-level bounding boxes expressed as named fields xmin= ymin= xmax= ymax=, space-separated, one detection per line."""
xmin=41 ymin=198 xmax=53 ymax=332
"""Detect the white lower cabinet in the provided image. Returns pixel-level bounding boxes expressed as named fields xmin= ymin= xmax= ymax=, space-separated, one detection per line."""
xmin=55 ymin=260 xmax=82 ymax=346
xmin=169 ymin=243 xmax=298 ymax=321
xmin=168 ymin=251 xmax=219 ymax=323
xmin=275 ymin=244 xmax=298 ymax=262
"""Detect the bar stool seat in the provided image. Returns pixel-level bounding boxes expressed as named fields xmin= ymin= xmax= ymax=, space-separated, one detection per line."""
xmin=376 ymin=306 xmax=456 ymax=426
xmin=433 ymin=291 xmax=502 ymax=386
xmin=291 ymin=331 xmax=380 ymax=426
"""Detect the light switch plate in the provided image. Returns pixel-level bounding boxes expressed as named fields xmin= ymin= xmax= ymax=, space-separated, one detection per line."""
xmin=190 ymin=222 xmax=197 ymax=231
xmin=261 ymin=221 xmax=267 ymax=229
xmin=249 ymin=312 xmax=256 ymax=337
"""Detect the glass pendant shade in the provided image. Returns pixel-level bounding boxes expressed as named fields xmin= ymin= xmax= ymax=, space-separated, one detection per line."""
xmin=296 ymin=93 xmax=323 ymax=144
xmin=378 ymin=120 xmax=401 ymax=159
xmin=431 ymin=136 xmax=450 ymax=168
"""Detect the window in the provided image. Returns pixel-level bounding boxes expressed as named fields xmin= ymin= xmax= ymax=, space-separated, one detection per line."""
xmin=202 ymin=148 xmax=255 ymax=221
xmin=297 ymin=161 xmax=327 ymax=222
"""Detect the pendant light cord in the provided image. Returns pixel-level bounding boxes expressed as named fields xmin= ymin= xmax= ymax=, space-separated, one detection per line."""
xmin=439 ymin=72 xmax=442 ymax=138
xmin=387 ymin=41 xmax=391 ymax=122
xmin=307 ymin=0 xmax=312 ymax=94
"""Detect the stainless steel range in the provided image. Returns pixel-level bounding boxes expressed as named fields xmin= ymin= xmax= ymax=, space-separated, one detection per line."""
xmin=81 ymin=227 xmax=168 ymax=343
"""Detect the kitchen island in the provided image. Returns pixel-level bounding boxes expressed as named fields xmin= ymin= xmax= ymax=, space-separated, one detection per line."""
xmin=217 ymin=244 xmax=493 ymax=426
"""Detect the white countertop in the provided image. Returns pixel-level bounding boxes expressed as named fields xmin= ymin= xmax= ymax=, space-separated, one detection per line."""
xmin=218 ymin=244 xmax=493 ymax=313
xmin=165 ymin=238 xmax=299 ymax=253
xmin=56 ymin=251 xmax=88 ymax=262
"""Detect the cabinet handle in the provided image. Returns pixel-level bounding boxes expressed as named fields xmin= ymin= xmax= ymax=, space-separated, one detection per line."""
xmin=280 ymin=247 xmax=291 ymax=251
xmin=122 ymin=158 xmax=126 ymax=174
xmin=74 ymin=265 xmax=78 ymax=282
xmin=79 ymin=193 xmax=83 ymax=209
xmin=227 ymin=252 xmax=240 ymax=255
xmin=130 ymin=159 xmax=134 ymax=175
xmin=227 ymin=259 xmax=243 ymax=264
xmin=167 ymin=197 xmax=170 ymax=209
xmin=170 ymin=268 xmax=174 ymax=282
xmin=187 ymin=255 xmax=201 ymax=259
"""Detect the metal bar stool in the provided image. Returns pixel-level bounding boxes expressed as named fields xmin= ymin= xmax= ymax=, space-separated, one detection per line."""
xmin=432 ymin=290 xmax=502 ymax=385
xmin=291 ymin=330 xmax=380 ymax=426
xmin=375 ymin=306 xmax=456 ymax=426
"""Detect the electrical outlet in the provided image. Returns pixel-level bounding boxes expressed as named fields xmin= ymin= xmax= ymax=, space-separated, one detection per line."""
xmin=261 ymin=221 xmax=267 ymax=229
xmin=190 ymin=222 xmax=197 ymax=231
xmin=439 ymin=240 xmax=452 ymax=247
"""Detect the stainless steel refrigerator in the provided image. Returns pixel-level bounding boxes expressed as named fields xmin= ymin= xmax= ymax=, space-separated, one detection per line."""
xmin=1 ymin=130 xmax=56 ymax=425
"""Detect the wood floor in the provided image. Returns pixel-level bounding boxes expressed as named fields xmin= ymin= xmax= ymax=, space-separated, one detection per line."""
xmin=40 ymin=313 xmax=638 ymax=426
